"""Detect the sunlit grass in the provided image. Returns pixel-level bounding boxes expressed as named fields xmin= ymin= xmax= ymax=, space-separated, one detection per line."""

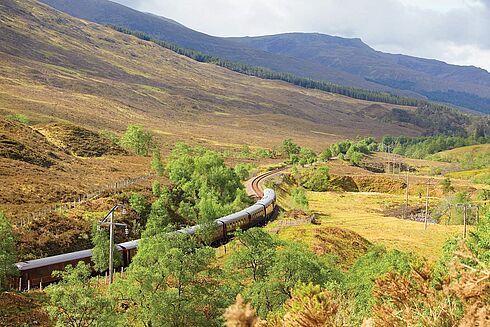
xmin=306 ymin=191 xmax=463 ymax=262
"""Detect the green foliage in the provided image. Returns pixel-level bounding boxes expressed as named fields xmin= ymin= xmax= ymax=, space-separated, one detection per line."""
xmin=460 ymin=152 xmax=490 ymax=170
xmin=151 ymin=180 xmax=161 ymax=196
xmin=301 ymin=167 xmax=330 ymax=192
xmin=0 ymin=212 xmax=17 ymax=289
xmin=226 ymin=229 xmax=341 ymax=318
xmin=383 ymin=134 xmax=490 ymax=159
xmin=344 ymin=246 xmax=414 ymax=323
xmin=298 ymin=147 xmax=317 ymax=166
xmin=330 ymin=140 xmax=352 ymax=156
xmin=318 ymin=148 xmax=332 ymax=162
xmin=234 ymin=163 xmax=255 ymax=181
xmin=166 ymin=143 xmax=245 ymax=224
xmin=143 ymin=194 xmax=172 ymax=237
xmin=432 ymin=237 xmax=460 ymax=285
xmin=6 ymin=113 xmax=30 ymax=124
xmin=91 ymin=224 xmax=122 ymax=273
xmin=345 ymin=145 xmax=364 ymax=166
xmin=113 ymin=233 xmax=227 ymax=326
xmin=441 ymin=177 xmax=455 ymax=194
xmin=291 ymin=187 xmax=309 ymax=209
xmin=46 ymin=262 xmax=115 ymax=326
xmin=282 ymin=139 xmax=300 ymax=158
xmin=129 ymin=192 xmax=149 ymax=217
xmin=120 ymin=124 xmax=153 ymax=156
xmin=99 ymin=130 xmax=120 ymax=144
xmin=472 ymin=173 xmax=490 ymax=185
xmin=468 ymin=214 xmax=490 ymax=264
xmin=151 ymin=149 xmax=164 ymax=176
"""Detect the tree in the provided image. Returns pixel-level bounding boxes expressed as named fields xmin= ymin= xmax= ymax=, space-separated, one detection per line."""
xmin=441 ymin=177 xmax=454 ymax=194
xmin=113 ymin=233 xmax=227 ymax=326
xmin=234 ymin=163 xmax=254 ymax=181
xmin=226 ymin=228 xmax=278 ymax=282
xmin=0 ymin=212 xmax=17 ymax=289
xmin=46 ymin=262 xmax=115 ymax=326
xmin=143 ymin=196 xmax=172 ymax=237
xmin=91 ymin=224 xmax=122 ymax=273
xmin=298 ymin=148 xmax=317 ymax=166
xmin=282 ymin=139 xmax=300 ymax=158
xmin=166 ymin=143 xmax=244 ymax=223
xmin=120 ymin=124 xmax=153 ymax=156
xmin=151 ymin=149 xmax=164 ymax=176
xmin=129 ymin=192 xmax=149 ymax=217
xmin=319 ymin=148 xmax=332 ymax=162
xmin=302 ymin=167 xmax=330 ymax=192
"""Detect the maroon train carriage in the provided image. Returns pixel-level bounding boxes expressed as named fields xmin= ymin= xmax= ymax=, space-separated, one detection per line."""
xmin=14 ymin=189 xmax=276 ymax=291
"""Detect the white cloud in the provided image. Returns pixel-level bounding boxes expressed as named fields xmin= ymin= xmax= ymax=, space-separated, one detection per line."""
xmin=112 ymin=0 xmax=490 ymax=71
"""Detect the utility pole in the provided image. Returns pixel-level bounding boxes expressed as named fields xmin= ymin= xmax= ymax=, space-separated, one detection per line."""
xmin=98 ymin=204 xmax=128 ymax=284
xmin=456 ymin=204 xmax=469 ymax=239
xmin=404 ymin=169 xmax=409 ymax=219
xmin=424 ymin=179 xmax=434 ymax=230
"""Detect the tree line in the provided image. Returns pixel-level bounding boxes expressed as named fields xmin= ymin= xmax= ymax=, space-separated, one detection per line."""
xmin=109 ymin=25 xmax=431 ymax=107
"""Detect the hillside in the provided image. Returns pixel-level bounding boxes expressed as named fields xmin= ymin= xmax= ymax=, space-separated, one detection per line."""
xmin=37 ymin=0 xmax=401 ymax=94
xmin=0 ymin=0 xmax=427 ymax=150
xmin=40 ymin=0 xmax=490 ymax=113
xmin=231 ymin=33 xmax=490 ymax=114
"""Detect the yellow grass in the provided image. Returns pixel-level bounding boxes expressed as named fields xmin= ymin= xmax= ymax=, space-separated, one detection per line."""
xmin=305 ymin=191 xmax=463 ymax=262
xmin=436 ymin=144 xmax=490 ymax=161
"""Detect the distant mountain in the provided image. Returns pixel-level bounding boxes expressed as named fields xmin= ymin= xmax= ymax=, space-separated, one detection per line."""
xmin=2 ymin=0 xmax=433 ymax=145
xmin=231 ymin=33 xmax=490 ymax=113
xmin=39 ymin=0 xmax=490 ymax=114
xmin=38 ymin=0 xmax=390 ymax=93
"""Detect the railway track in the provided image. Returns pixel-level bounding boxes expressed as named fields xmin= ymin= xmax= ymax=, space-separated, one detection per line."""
xmin=250 ymin=166 xmax=287 ymax=197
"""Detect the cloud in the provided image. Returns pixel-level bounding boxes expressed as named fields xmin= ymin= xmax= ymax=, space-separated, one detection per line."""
xmin=112 ymin=0 xmax=490 ymax=71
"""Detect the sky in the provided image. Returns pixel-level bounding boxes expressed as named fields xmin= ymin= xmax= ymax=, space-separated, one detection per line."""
xmin=112 ymin=0 xmax=490 ymax=71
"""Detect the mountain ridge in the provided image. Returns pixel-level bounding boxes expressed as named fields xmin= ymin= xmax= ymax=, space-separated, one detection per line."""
xmin=39 ymin=0 xmax=490 ymax=114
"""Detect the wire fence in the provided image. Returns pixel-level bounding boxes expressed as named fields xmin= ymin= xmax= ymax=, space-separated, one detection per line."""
xmin=15 ymin=173 xmax=154 ymax=228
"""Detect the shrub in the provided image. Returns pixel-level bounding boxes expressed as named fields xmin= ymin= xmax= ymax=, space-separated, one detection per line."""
xmin=151 ymin=149 xmax=164 ymax=176
xmin=120 ymin=124 xmax=153 ymax=156
xmin=234 ymin=163 xmax=255 ymax=181
xmin=298 ymin=147 xmax=317 ymax=165
xmin=318 ymin=148 xmax=332 ymax=162
xmin=291 ymin=187 xmax=309 ymax=209
xmin=6 ymin=113 xmax=30 ymax=124
xmin=301 ymin=167 xmax=330 ymax=192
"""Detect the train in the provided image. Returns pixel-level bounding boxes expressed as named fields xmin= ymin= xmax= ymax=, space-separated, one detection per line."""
xmin=15 ymin=188 xmax=276 ymax=291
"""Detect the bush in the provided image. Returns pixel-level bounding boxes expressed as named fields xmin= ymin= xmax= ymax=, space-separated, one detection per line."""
xmin=234 ymin=163 xmax=255 ymax=181
xmin=6 ymin=113 xmax=30 ymax=124
xmin=301 ymin=167 xmax=330 ymax=192
xmin=298 ymin=148 xmax=317 ymax=165
xmin=151 ymin=149 xmax=164 ymax=176
xmin=291 ymin=187 xmax=309 ymax=209
xmin=318 ymin=148 xmax=332 ymax=162
xmin=120 ymin=124 xmax=153 ymax=156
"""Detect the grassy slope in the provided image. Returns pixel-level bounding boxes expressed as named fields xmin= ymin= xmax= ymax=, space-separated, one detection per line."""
xmin=307 ymin=191 xmax=461 ymax=262
xmin=435 ymin=144 xmax=490 ymax=162
xmin=0 ymin=0 xmax=424 ymax=152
